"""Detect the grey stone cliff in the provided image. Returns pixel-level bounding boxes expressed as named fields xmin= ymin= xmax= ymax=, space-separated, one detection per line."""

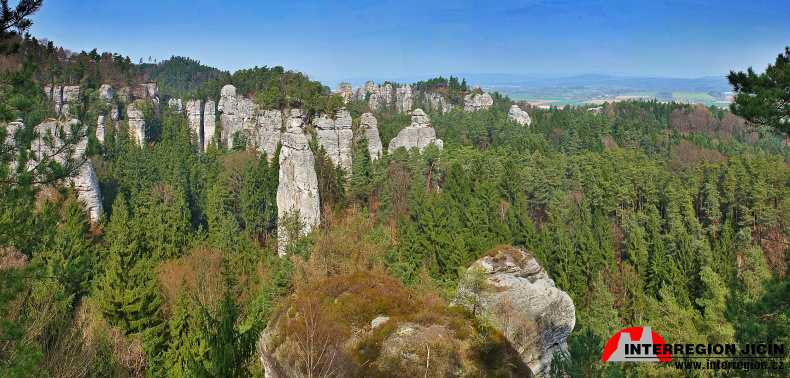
xmin=508 ymin=104 xmax=532 ymax=126
xmin=395 ymin=84 xmax=413 ymax=113
xmin=31 ymin=119 xmax=103 ymax=222
xmin=359 ymin=112 xmax=382 ymax=160
xmin=96 ymin=115 xmax=106 ymax=144
xmin=186 ymin=100 xmax=204 ymax=150
xmin=246 ymin=110 xmax=282 ymax=159
xmin=168 ymin=98 xmax=184 ymax=112
xmin=336 ymin=82 xmax=353 ymax=103
xmin=276 ymin=127 xmax=320 ymax=256
xmin=463 ymin=92 xmax=494 ymax=112
xmin=455 ymin=246 xmax=576 ymax=377
xmin=126 ymin=103 xmax=146 ymax=146
xmin=315 ymin=107 xmax=353 ymax=173
xmin=387 ymin=108 xmax=443 ymax=153
xmin=203 ymin=100 xmax=216 ymax=151
xmin=99 ymin=84 xmax=114 ymax=104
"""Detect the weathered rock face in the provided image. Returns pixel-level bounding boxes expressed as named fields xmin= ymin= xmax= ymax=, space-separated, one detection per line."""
xmin=246 ymin=110 xmax=282 ymax=159
xmin=368 ymin=93 xmax=380 ymax=111
xmin=508 ymin=105 xmax=532 ymax=126
xmin=218 ymin=85 xmax=263 ymax=148
xmin=455 ymin=246 xmax=576 ymax=377
xmin=427 ymin=92 xmax=453 ymax=114
xmin=463 ymin=92 xmax=493 ymax=112
xmin=132 ymin=83 xmax=159 ymax=103
xmin=126 ymin=103 xmax=146 ymax=146
xmin=99 ymin=84 xmax=114 ymax=103
xmin=379 ymin=83 xmax=393 ymax=106
xmin=26 ymin=119 xmax=103 ymax=222
xmin=168 ymin=98 xmax=184 ymax=112
xmin=117 ymin=86 xmax=131 ymax=103
xmin=359 ymin=112 xmax=382 ymax=160
xmin=315 ymin=108 xmax=354 ymax=173
xmin=110 ymin=105 xmax=120 ymax=124
xmin=395 ymin=84 xmax=413 ymax=113
xmin=96 ymin=115 xmax=106 ymax=144
xmin=277 ymin=127 xmax=320 ymax=256
xmin=203 ymin=100 xmax=216 ymax=151
xmin=387 ymin=108 xmax=443 ymax=154
xmin=186 ymin=100 xmax=203 ymax=150
xmin=336 ymin=82 xmax=353 ymax=103
xmin=44 ymin=85 xmax=81 ymax=116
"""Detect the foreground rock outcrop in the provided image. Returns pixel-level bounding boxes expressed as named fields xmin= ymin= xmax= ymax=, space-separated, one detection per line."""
xmin=387 ymin=108 xmax=443 ymax=153
xmin=508 ymin=105 xmax=532 ymax=126
xmin=463 ymin=91 xmax=493 ymax=112
xmin=259 ymin=272 xmax=531 ymax=377
xmin=455 ymin=246 xmax=576 ymax=377
xmin=276 ymin=127 xmax=320 ymax=256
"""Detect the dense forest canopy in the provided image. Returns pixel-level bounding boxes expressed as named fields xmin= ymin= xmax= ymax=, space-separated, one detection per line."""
xmin=1 ymin=4 xmax=789 ymax=375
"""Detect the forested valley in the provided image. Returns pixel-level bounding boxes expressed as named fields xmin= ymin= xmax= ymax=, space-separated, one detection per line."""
xmin=1 ymin=9 xmax=790 ymax=377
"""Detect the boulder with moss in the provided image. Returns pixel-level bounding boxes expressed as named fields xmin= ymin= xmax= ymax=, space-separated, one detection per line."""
xmin=259 ymin=272 xmax=531 ymax=377
xmin=455 ymin=245 xmax=576 ymax=377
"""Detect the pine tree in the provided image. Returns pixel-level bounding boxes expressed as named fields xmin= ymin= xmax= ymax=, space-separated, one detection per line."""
xmin=194 ymin=268 xmax=259 ymax=378
xmin=349 ymin=136 xmax=372 ymax=206
xmin=164 ymin=290 xmax=205 ymax=376
xmin=94 ymin=195 xmax=163 ymax=334
xmin=48 ymin=199 xmax=92 ymax=298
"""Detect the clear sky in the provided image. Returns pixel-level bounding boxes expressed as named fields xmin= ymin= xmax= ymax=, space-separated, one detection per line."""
xmin=28 ymin=0 xmax=789 ymax=81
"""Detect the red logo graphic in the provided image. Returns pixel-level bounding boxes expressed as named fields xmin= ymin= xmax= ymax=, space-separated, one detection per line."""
xmin=602 ymin=327 xmax=671 ymax=362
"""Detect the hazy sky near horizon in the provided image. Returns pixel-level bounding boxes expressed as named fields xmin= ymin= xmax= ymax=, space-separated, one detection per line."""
xmin=29 ymin=0 xmax=789 ymax=81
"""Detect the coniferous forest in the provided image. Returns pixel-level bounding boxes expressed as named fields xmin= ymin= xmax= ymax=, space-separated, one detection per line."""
xmin=1 ymin=2 xmax=790 ymax=377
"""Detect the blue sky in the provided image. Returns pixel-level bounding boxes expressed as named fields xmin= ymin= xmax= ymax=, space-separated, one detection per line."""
xmin=28 ymin=0 xmax=789 ymax=81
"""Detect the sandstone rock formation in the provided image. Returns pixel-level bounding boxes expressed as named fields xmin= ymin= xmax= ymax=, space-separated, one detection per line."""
xmin=387 ymin=108 xmax=443 ymax=154
xmin=126 ymin=103 xmax=146 ymax=146
xmin=96 ymin=115 xmax=106 ymax=144
xmin=168 ymin=98 xmax=183 ymax=112
xmin=277 ymin=127 xmax=320 ymax=256
xmin=118 ymin=83 xmax=159 ymax=103
xmin=44 ymin=85 xmax=82 ymax=116
xmin=379 ymin=83 xmax=393 ymax=106
xmin=22 ymin=119 xmax=103 ymax=222
xmin=395 ymin=84 xmax=413 ymax=113
xmin=508 ymin=105 xmax=532 ymax=126
xmin=336 ymin=82 xmax=353 ymax=103
xmin=359 ymin=112 xmax=382 ymax=160
xmin=203 ymin=100 xmax=216 ymax=151
xmin=246 ymin=110 xmax=282 ymax=159
xmin=315 ymin=107 xmax=353 ymax=173
xmin=259 ymin=272 xmax=532 ymax=377
xmin=110 ymin=105 xmax=120 ymax=124
xmin=186 ymin=100 xmax=203 ymax=150
xmin=455 ymin=246 xmax=576 ymax=377
xmin=427 ymin=92 xmax=453 ymax=114
xmin=463 ymin=92 xmax=493 ymax=112
xmin=368 ymin=93 xmax=380 ymax=111
xmin=99 ymin=84 xmax=114 ymax=103
xmin=117 ymin=86 xmax=131 ymax=102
